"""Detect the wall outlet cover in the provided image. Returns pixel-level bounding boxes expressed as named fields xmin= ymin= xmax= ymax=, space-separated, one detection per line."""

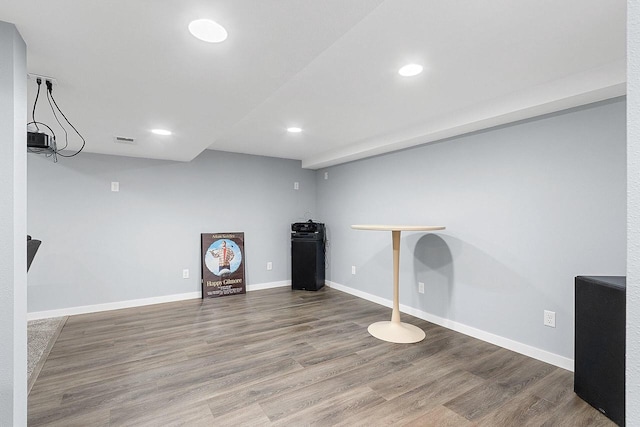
xmin=544 ymin=310 xmax=556 ymax=328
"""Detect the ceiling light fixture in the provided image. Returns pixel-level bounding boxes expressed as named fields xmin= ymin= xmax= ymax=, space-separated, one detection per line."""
xmin=398 ymin=63 xmax=423 ymax=77
xmin=151 ymin=129 xmax=172 ymax=136
xmin=188 ymin=19 xmax=228 ymax=43
xmin=287 ymin=127 xmax=302 ymax=133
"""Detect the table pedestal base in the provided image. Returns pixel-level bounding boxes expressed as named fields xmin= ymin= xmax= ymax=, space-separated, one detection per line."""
xmin=367 ymin=321 xmax=426 ymax=343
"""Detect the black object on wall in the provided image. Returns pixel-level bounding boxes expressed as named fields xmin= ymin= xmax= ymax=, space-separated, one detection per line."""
xmin=574 ymin=275 xmax=625 ymax=427
xmin=27 ymin=235 xmax=42 ymax=272
xmin=291 ymin=222 xmax=325 ymax=291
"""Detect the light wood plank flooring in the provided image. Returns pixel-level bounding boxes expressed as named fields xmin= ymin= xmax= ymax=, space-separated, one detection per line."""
xmin=29 ymin=287 xmax=614 ymax=426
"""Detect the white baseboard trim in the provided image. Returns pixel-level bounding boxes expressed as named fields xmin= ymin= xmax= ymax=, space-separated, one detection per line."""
xmin=325 ymin=281 xmax=574 ymax=372
xmin=27 ymin=292 xmax=201 ymax=320
xmin=27 ymin=279 xmax=574 ymax=371
xmin=27 ymin=280 xmax=292 ymax=321
xmin=247 ymin=280 xmax=291 ymax=291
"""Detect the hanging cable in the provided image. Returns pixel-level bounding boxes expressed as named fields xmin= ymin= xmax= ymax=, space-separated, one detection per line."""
xmin=31 ymin=78 xmax=42 ymax=131
xmin=46 ymin=89 xmax=68 ymax=151
xmin=46 ymin=80 xmax=85 ymax=157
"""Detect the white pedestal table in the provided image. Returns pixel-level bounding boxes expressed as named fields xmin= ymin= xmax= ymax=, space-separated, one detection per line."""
xmin=351 ymin=225 xmax=446 ymax=343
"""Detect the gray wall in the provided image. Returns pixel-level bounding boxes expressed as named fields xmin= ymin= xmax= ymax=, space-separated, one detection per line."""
xmin=317 ymin=98 xmax=626 ymax=360
xmin=0 ymin=21 xmax=27 ymax=426
xmin=628 ymin=1 xmax=640 ymax=423
xmin=27 ymin=150 xmax=316 ymax=312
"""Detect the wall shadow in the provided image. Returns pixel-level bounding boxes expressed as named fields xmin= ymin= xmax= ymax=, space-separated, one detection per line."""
xmin=406 ymin=233 xmax=530 ymax=319
xmin=410 ymin=234 xmax=454 ymax=318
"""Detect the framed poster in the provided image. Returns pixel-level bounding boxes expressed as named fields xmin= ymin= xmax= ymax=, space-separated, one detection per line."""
xmin=201 ymin=232 xmax=246 ymax=298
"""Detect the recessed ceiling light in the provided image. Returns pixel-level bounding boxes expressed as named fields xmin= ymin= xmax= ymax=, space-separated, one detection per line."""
xmin=398 ymin=63 xmax=423 ymax=77
xmin=151 ymin=129 xmax=172 ymax=136
xmin=287 ymin=127 xmax=302 ymax=133
xmin=188 ymin=19 xmax=228 ymax=43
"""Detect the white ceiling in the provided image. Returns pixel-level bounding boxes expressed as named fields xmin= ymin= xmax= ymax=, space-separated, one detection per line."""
xmin=1 ymin=1 xmax=627 ymax=169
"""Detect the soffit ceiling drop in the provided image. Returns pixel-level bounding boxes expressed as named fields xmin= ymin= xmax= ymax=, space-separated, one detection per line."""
xmin=0 ymin=0 xmax=626 ymax=169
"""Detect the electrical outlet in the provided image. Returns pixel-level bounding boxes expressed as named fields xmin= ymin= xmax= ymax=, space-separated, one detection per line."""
xmin=351 ymin=265 xmax=356 ymax=275
xmin=324 ymin=172 xmax=329 ymax=180
xmin=294 ymin=182 xmax=299 ymax=190
xmin=111 ymin=181 xmax=119 ymax=192
xmin=267 ymin=262 xmax=272 ymax=271
xmin=28 ymin=73 xmax=58 ymax=86
xmin=418 ymin=282 xmax=425 ymax=294
xmin=544 ymin=310 xmax=556 ymax=328
xmin=182 ymin=269 xmax=189 ymax=279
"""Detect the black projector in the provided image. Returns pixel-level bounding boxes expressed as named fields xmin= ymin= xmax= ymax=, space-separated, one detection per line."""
xmin=27 ymin=131 xmax=50 ymax=148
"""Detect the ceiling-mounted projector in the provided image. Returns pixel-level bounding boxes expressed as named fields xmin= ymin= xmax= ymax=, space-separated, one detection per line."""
xmin=27 ymin=131 xmax=50 ymax=148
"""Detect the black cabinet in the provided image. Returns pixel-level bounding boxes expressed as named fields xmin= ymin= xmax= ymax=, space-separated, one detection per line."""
xmin=574 ymin=276 xmax=625 ymax=426
xmin=291 ymin=222 xmax=325 ymax=291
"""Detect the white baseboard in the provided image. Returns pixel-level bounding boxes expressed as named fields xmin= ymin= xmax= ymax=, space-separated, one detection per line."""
xmin=325 ymin=281 xmax=574 ymax=372
xmin=247 ymin=280 xmax=291 ymax=291
xmin=27 ymin=279 xmax=574 ymax=371
xmin=27 ymin=281 xmax=292 ymax=321
xmin=27 ymin=292 xmax=201 ymax=320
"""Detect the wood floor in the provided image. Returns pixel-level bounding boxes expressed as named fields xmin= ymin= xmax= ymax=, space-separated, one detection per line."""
xmin=29 ymin=287 xmax=614 ymax=426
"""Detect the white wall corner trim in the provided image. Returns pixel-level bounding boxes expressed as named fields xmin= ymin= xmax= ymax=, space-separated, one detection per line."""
xmin=27 ymin=281 xmax=291 ymax=320
xmin=325 ymin=281 xmax=574 ymax=372
xmin=627 ymin=1 xmax=640 ymax=424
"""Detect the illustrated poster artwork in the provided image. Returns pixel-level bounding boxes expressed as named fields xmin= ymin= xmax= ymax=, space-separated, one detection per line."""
xmin=201 ymin=232 xmax=246 ymax=298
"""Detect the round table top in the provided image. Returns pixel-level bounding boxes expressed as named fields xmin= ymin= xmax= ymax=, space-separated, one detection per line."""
xmin=351 ymin=225 xmax=446 ymax=231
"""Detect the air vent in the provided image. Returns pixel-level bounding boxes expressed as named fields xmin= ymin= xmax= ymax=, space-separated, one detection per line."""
xmin=114 ymin=136 xmax=135 ymax=144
